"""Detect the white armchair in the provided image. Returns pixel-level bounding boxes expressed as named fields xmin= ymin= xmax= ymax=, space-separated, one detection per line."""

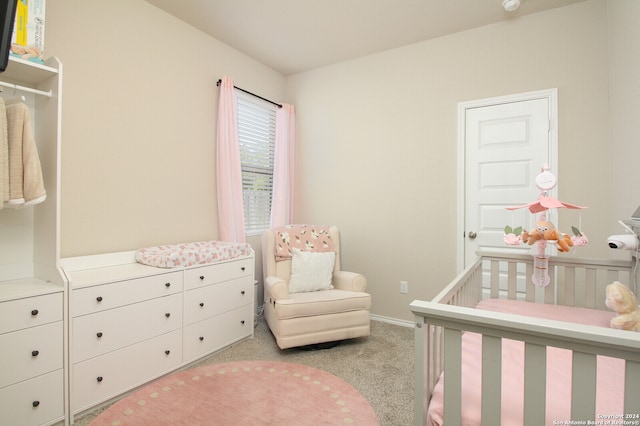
xmin=262 ymin=225 xmax=371 ymax=349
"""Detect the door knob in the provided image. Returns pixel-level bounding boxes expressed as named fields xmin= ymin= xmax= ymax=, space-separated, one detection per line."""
xmin=468 ymin=231 xmax=477 ymax=239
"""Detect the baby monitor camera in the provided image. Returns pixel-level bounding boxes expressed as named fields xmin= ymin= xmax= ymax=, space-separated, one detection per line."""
xmin=607 ymin=234 xmax=638 ymax=250
xmin=607 ymin=220 xmax=639 ymax=250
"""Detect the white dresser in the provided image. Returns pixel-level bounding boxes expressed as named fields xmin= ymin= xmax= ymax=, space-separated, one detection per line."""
xmin=62 ymin=252 xmax=254 ymax=421
xmin=0 ymin=283 xmax=65 ymax=426
xmin=183 ymin=257 xmax=254 ymax=362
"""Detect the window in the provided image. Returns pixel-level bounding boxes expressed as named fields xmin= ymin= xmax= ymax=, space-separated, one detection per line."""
xmin=236 ymin=91 xmax=276 ymax=235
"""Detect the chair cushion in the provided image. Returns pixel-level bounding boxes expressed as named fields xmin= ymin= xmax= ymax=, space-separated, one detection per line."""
xmin=289 ymin=248 xmax=336 ymax=293
xmin=273 ymin=289 xmax=371 ymax=320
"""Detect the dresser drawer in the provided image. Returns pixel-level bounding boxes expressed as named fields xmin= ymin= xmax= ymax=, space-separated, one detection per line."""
xmin=73 ymin=329 xmax=182 ymax=413
xmin=72 ymin=270 xmax=183 ymax=316
xmin=0 ymin=321 xmax=63 ymax=389
xmin=184 ymin=258 xmax=253 ymax=290
xmin=0 ymin=292 xmax=62 ymax=335
xmin=183 ymin=304 xmax=253 ymax=362
xmin=73 ymin=293 xmax=182 ymax=362
xmin=184 ymin=276 xmax=253 ymax=325
xmin=0 ymin=369 xmax=64 ymax=426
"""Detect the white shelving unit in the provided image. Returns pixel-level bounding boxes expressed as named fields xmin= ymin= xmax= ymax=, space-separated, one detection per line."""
xmin=0 ymin=55 xmax=63 ymax=289
xmin=0 ymin=56 xmax=66 ymax=426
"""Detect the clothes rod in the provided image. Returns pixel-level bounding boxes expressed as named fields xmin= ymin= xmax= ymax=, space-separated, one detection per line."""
xmin=216 ymin=79 xmax=282 ymax=108
xmin=0 ymin=80 xmax=52 ymax=97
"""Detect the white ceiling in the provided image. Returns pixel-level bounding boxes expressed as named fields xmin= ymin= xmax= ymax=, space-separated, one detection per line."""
xmin=145 ymin=0 xmax=586 ymax=76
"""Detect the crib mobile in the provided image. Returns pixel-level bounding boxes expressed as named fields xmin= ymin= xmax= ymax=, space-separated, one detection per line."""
xmin=503 ymin=164 xmax=587 ymax=287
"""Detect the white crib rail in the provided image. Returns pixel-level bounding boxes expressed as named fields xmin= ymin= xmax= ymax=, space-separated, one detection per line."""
xmin=410 ymin=253 xmax=638 ymax=426
xmin=412 ymin=300 xmax=640 ymax=425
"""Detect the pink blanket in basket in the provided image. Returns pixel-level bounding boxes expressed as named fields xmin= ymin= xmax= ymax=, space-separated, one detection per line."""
xmin=427 ymin=299 xmax=624 ymax=426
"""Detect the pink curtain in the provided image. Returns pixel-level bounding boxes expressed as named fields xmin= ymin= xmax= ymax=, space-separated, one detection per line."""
xmin=270 ymin=104 xmax=296 ymax=228
xmin=216 ymin=76 xmax=246 ymax=243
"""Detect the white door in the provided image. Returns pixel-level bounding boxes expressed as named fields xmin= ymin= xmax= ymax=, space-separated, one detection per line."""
xmin=459 ymin=89 xmax=558 ymax=269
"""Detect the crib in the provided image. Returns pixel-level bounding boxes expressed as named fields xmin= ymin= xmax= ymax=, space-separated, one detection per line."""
xmin=410 ymin=251 xmax=640 ymax=426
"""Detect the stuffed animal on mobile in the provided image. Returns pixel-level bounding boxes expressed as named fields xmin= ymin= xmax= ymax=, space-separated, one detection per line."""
xmin=605 ymin=281 xmax=640 ymax=332
xmin=522 ymin=220 xmax=574 ymax=252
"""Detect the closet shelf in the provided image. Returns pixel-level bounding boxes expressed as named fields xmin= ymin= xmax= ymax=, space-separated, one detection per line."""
xmin=2 ymin=56 xmax=59 ymax=86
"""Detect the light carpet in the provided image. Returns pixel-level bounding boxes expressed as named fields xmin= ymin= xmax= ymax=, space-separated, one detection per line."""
xmin=90 ymin=360 xmax=379 ymax=426
xmin=74 ymin=318 xmax=414 ymax=425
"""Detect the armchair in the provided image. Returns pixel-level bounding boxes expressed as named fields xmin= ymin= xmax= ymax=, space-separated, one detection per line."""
xmin=262 ymin=225 xmax=371 ymax=349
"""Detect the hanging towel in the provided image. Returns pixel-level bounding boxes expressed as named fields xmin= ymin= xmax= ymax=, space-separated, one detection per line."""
xmin=5 ymin=101 xmax=46 ymax=207
xmin=0 ymin=97 xmax=8 ymax=208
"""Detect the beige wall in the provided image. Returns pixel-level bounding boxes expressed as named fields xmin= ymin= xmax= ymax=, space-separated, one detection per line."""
xmin=286 ymin=0 xmax=629 ymax=321
xmin=44 ymin=0 xmax=637 ymax=322
xmin=609 ymin=0 xmax=640 ymax=236
xmin=45 ymin=0 xmax=285 ymax=257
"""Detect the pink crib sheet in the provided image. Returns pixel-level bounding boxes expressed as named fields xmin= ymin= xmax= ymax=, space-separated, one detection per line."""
xmin=135 ymin=241 xmax=253 ymax=268
xmin=427 ymin=299 xmax=624 ymax=426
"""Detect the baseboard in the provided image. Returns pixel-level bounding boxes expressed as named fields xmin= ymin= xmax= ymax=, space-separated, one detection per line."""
xmin=370 ymin=314 xmax=414 ymax=328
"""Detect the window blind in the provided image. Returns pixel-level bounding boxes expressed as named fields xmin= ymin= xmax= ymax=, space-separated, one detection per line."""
xmin=236 ymin=92 xmax=276 ymax=234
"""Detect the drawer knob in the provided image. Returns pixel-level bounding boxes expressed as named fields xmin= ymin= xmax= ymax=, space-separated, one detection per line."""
xmin=199 ymin=275 xmax=205 ymax=280
xmin=32 ymin=400 xmax=40 ymax=408
xmin=97 ymin=376 xmax=103 ymax=382
xmin=241 ymin=267 xmax=246 ymax=271
xmin=96 ymin=296 xmax=103 ymax=302
xmin=96 ymin=332 xmax=103 ymax=338
xmin=31 ymin=309 xmax=39 ymax=316
xmin=199 ymin=302 xmax=204 ymax=307
xmin=199 ymin=336 xmax=204 ymax=341
xmin=32 ymin=350 xmax=39 ymax=357
xmin=165 ymin=313 xmax=171 ymax=318
xmin=165 ymin=350 xmax=171 ymax=355
xmin=165 ymin=282 xmax=171 ymax=287
xmin=241 ymin=290 xmax=245 ymax=295
xmin=241 ymin=320 xmax=245 ymax=325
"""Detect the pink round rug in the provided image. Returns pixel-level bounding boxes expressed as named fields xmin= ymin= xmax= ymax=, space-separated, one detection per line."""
xmin=90 ymin=360 xmax=379 ymax=425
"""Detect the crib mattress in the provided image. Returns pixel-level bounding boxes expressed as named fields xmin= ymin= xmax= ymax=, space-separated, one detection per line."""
xmin=135 ymin=241 xmax=253 ymax=268
xmin=427 ymin=299 xmax=624 ymax=426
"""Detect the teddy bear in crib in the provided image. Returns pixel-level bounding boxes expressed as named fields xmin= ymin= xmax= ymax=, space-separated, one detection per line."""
xmin=522 ymin=220 xmax=574 ymax=252
xmin=605 ymin=281 xmax=640 ymax=332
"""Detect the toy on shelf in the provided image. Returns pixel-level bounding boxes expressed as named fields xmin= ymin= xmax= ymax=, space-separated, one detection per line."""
xmin=503 ymin=164 xmax=587 ymax=287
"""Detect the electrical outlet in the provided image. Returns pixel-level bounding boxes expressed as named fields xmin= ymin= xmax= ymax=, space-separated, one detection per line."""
xmin=400 ymin=281 xmax=408 ymax=294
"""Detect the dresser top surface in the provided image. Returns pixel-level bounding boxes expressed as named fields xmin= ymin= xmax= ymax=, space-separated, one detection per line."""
xmin=62 ymin=252 xmax=254 ymax=289
xmin=0 ymin=279 xmax=63 ymax=302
